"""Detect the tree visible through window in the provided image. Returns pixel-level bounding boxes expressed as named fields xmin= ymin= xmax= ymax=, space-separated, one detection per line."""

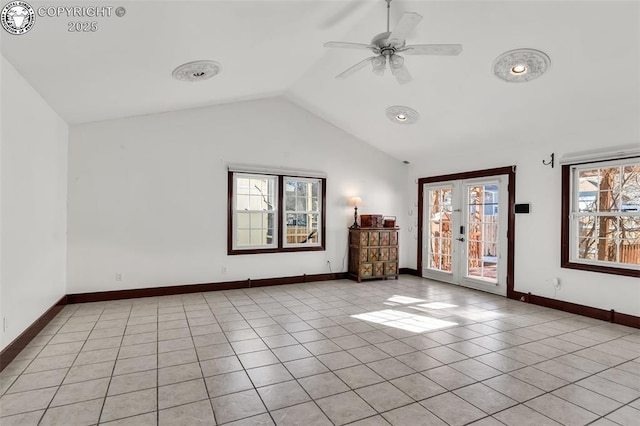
xmin=563 ymin=158 xmax=640 ymax=275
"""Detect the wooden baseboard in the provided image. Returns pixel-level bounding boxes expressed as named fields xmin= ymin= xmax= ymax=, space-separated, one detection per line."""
xmin=399 ymin=268 xmax=420 ymax=276
xmin=67 ymin=272 xmax=348 ymax=304
xmin=0 ymin=295 xmax=67 ymax=372
xmin=510 ymin=291 xmax=640 ymax=329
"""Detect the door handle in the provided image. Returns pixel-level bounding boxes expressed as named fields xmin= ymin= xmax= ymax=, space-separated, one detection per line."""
xmin=456 ymin=237 xmax=465 ymax=242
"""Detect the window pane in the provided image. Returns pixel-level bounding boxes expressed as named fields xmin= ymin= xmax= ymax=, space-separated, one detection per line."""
xmin=250 ymin=212 xmax=264 ymax=228
xmin=309 ymin=213 xmax=319 ymax=230
xmin=578 ymin=235 xmax=596 ymax=260
xmin=237 ymin=230 xmax=250 ymax=246
xmin=298 ymin=182 xmax=309 ymax=197
xmin=622 ymin=165 xmax=640 ymax=212
xmin=237 ymin=212 xmax=250 ymax=228
xmin=598 ymin=167 xmax=620 ymax=212
xmin=285 ymin=196 xmax=296 ymax=211
xmin=620 ymin=239 xmax=640 ymax=265
xmin=285 ymin=181 xmax=296 ymax=194
xmin=237 ymin=178 xmax=251 ymax=195
xmin=578 ymin=216 xmax=596 ymax=238
xmin=283 ymin=178 xmax=322 ymax=246
xmin=578 ymin=169 xmax=598 ymax=212
xmin=597 ymin=239 xmax=617 ymax=262
xmin=233 ymin=174 xmax=277 ymax=249
xmin=620 ymin=216 xmax=640 ymax=236
xmin=250 ymin=230 xmax=265 ymax=245
xmin=620 ymin=216 xmax=639 ymax=265
xmin=248 ymin=195 xmax=262 ymax=210
xmin=236 ymin=194 xmax=250 ymax=210
xmin=296 ymin=197 xmax=307 ymax=211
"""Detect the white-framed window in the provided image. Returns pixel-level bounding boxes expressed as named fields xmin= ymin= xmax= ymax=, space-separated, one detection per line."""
xmin=563 ymin=157 xmax=639 ymax=275
xmin=228 ymin=168 xmax=326 ymax=254
xmin=284 ymin=177 xmax=322 ymax=247
xmin=232 ymin=173 xmax=278 ymax=250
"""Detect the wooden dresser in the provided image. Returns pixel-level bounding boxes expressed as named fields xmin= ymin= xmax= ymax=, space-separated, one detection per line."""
xmin=348 ymin=227 xmax=399 ymax=282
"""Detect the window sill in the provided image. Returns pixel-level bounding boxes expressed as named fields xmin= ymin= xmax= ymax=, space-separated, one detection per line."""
xmin=228 ymin=246 xmax=326 ymax=255
xmin=561 ymin=260 xmax=639 ymax=277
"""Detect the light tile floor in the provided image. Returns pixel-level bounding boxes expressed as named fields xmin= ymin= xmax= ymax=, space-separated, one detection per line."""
xmin=1 ymin=276 xmax=639 ymax=425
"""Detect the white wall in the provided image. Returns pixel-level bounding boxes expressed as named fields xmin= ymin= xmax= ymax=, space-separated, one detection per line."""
xmin=67 ymin=98 xmax=408 ymax=294
xmin=404 ymin=140 xmax=640 ymax=317
xmin=0 ymin=56 xmax=68 ymax=350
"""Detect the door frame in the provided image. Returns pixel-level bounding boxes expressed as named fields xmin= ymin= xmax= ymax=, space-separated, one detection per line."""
xmin=417 ymin=166 xmax=517 ymax=298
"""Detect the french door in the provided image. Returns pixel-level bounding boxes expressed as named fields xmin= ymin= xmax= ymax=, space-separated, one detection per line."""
xmin=422 ymin=176 xmax=509 ymax=296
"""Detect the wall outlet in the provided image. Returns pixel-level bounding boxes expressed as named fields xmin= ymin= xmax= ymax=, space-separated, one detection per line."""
xmin=115 ymin=272 xmax=122 ymax=281
xmin=221 ymin=266 xmax=227 ymax=274
xmin=551 ymin=277 xmax=560 ymax=288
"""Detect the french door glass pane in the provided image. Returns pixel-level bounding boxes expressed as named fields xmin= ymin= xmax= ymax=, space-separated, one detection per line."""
xmin=466 ymin=184 xmax=498 ymax=283
xmin=428 ymin=188 xmax=452 ymax=272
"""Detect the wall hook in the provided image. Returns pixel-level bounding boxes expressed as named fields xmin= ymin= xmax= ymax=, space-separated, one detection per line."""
xmin=542 ymin=153 xmax=555 ymax=168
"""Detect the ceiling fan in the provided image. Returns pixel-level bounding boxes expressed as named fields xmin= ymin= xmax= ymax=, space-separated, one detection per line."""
xmin=324 ymin=0 xmax=462 ymax=84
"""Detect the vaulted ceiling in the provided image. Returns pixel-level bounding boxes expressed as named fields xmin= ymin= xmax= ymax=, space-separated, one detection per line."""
xmin=2 ymin=1 xmax=639 ymax=160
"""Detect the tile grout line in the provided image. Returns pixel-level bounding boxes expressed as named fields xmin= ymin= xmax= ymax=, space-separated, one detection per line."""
xmin=40 ymin=304 xmax=107 ymax=425
xmin=1 ymin=278 xmax=638 ymax=424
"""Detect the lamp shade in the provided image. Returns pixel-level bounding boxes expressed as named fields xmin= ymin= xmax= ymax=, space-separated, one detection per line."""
xmin=349 ymin=196 xmax=362 ymax=207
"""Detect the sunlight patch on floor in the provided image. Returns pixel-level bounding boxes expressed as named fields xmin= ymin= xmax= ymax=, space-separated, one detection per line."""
xmin=387 ymin=295 xmax=428 ymax=304
xmin=351 ymin=309 xmax=458 ymax=333
xmin=418 ymin=302 xmax=458 ymax=309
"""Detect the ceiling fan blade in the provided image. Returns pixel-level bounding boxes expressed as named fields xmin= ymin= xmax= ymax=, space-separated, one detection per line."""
xmin=400 ymin=44 xmax=463 ymax=56
xmin=390 ymin=55 xmax=412 ymax=85
xmin=335 ymin=56 xmax=376 ymax=80
xmin=324 ymin=41 xmax=374 ymax=50
xmin=392 ymin=64 xmax=412 ymax=84
xmin=388 ymin=12 xmax=423 ymax=47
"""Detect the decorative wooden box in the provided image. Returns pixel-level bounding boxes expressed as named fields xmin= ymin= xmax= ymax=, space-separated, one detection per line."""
xmin=348 ymin=227 xmax=399 ymax=282
xmin=359 ymin=214 xmax=383 ymax=228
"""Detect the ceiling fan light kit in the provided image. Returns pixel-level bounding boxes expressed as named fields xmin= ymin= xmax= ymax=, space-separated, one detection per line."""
xmin=172 ymin=60 xmax=221 ymax=82
xmin=492 ymin=49 xmax=550 ymax=83
xmin=386 ymin=106 xmax=419 ymax=125
xmin=324 ymin=0 xmax=462 ymax=84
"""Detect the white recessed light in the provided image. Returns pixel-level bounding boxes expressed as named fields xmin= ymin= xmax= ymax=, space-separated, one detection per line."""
xmin=493 ymin=49 xmax=550 ymax=83
xmin=510 ymin=64 xmax=527 ymax=74
xmin=172 ymin=60 xmax=221 ymax=82
xmin=386 ymin=106 xmax=419 ymax=125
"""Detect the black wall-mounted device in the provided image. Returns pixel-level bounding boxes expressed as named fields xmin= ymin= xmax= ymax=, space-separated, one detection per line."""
xmin=514 ymin=203 xmax=530 ymax=214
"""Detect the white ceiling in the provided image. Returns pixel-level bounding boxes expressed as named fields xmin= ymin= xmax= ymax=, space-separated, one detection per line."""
xmin=2 ymin=0 xmax=639 ymax=161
